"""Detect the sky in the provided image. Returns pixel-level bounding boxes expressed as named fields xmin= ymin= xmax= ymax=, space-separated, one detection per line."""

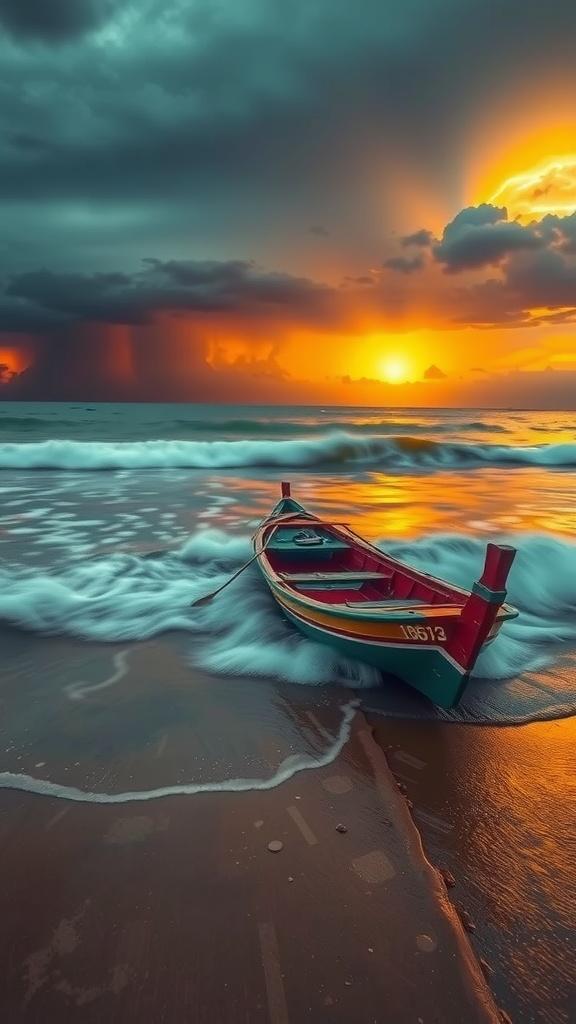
xmin=1 ymin=0 xmax=576 ymax=406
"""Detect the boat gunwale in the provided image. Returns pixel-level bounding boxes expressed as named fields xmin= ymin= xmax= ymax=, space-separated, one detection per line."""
xmin=253 ymin=513 xmax=515 ymax=624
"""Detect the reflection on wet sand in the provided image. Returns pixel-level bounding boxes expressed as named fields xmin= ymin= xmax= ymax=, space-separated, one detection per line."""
xmin=370 ymin=715 xmax=576 ymax=1024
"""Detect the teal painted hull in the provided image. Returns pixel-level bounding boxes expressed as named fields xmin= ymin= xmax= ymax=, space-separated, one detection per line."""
xmin=282 ymin=607 xmax=469 ymax=709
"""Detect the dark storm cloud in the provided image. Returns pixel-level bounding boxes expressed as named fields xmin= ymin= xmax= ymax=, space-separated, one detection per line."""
xmin=401 ymin=229 xmax=434 ymax=248
xmin=376 ymin=205 xmax=576 ymax=327
xmin=2 ymin=0 xmax=576 ymax=259
xmin=433 ymin=205 xmax=544 ymax=272
xmin=539 ymin=212 xmax=576 ymax=255
xmin=2 ymin=259 xmax=335 ymax=331
xmin=0 ymin=0 xmax=117 ymax=42
xmin=383 ymin=255 xmax=424 ymax=274
xmin=1 ymin=0 xmax=575 ymax=402
xmin=433 ymin=209 xmax=576 ymax=323
xmin=4 ymin=203 xmax=576 ymax=340
xmin=443 ymin=247 xmax=576 ymax=327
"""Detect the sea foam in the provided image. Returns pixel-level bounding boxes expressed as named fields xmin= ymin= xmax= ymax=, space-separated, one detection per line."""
xmin=0 ymin=529 xmax=575 ymax=722
xmin=0 ymin=434 xmax=574 ymax=470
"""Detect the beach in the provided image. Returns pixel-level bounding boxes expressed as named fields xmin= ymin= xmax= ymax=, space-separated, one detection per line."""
xmin=0 ymin=402 xmax=575 ymax=1022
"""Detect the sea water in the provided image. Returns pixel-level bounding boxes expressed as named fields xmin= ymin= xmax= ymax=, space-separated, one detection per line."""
xmin=0 ymin=402 xmax=575 ymax=722
xmin=0 ymin=401 xmax=575 ymax=1021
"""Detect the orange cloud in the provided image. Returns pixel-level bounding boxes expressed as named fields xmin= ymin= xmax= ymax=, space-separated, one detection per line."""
xmin=0 ymin=344 xmax=32 ymax=379
xmin=490 ymin=157 xmax=576 ymax=222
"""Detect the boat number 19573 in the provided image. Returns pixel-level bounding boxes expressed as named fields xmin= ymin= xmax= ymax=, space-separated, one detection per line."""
xmin=400 ymin=625 xmax=447 ymax=642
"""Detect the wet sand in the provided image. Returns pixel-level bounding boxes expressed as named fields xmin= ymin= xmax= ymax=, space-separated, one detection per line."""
xmin=1 ymin=623 xmax=575 ymax=1022
xmin=0 ymin=699 xmax=499 ymax=1023
xmin=369 ymin=715 xmax=576 ymax=1024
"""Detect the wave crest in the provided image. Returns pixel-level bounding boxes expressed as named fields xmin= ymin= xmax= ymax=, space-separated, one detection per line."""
xmin=0 ymin=433 xmax=574 ymax=470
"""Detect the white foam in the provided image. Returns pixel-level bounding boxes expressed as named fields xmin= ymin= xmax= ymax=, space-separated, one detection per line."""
xmin=0 ymin=529 xmax=575 ymax=721
xmin=0 ymin=434 xmax=575 ymax=470
xmin=66 ymin=648 xmax=131 ymax=701
xmin=0 ymin=701 xmax=358 ymax=804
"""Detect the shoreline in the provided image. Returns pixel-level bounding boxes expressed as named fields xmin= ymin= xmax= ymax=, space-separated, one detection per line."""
xmin=0 ymin=694 xmax=503 ymax=1023
xmin=354 ymin=712 xmax=502 ymax=1022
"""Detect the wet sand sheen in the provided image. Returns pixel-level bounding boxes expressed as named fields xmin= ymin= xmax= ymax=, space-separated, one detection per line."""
xmin=1 ymin=625 xmax=573 ymax=1021
xmin=369 ymin=714 xmax=576 ymax=1024
xmin=0 ymin=702 xmax=500 ymax=1023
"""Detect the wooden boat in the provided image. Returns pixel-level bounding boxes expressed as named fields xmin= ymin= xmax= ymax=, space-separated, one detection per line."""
xmin=253 ymin=482 xmax=518 ymax=709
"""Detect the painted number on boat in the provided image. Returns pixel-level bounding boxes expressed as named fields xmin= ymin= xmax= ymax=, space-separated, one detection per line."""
xmin=400 ymin=625 xmax=447 ymax=642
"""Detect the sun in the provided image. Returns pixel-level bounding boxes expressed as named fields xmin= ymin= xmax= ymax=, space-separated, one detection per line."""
xmin=378 ymin=356 xmax=408 ymax=384
xmin=489 ymin=155 xmax=576 ymax=222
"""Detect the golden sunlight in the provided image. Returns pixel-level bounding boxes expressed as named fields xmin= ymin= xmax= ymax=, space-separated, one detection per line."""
xmin=378 ymin=355 xmax=409 ymax=383
xmin=489 ymin=155 xmax=576 ymax=222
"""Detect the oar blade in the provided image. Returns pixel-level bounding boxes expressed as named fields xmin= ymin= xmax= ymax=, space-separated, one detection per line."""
xmin=190 ymin=592 xmax=216 ymax=608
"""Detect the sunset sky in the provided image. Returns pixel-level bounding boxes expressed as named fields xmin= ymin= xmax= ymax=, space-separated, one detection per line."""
xmin=1 ymin=0 xmax=576 ymax=406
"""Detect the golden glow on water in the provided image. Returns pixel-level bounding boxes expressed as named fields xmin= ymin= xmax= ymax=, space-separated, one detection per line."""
xmin=194 ymin=411 xmax=576 ymax=540
xmin=227 ymin=468 xmax=575 ymax=541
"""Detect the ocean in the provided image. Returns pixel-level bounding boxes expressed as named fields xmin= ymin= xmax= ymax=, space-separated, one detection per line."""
xmin=0 ymin=401 xmax=575 ymax=1022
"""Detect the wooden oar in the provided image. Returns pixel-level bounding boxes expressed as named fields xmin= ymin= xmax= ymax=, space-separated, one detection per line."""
xmin=190 ymin=548 xmax=267 ymax=607
xmin=189 ymin=511 xmax=306 ymax=608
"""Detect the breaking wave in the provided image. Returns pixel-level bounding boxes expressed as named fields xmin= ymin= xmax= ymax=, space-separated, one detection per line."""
xmin=0 ymin=433 xmax=574 ymax=470
xmin=0 ymin=529 xmax=575 ymax=723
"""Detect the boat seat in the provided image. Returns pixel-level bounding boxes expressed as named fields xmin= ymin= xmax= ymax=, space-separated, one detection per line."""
xmin=345 ymin=598 xmax=428 ymax=608
xmin=280 ymin=570 xmax=392 ymax=582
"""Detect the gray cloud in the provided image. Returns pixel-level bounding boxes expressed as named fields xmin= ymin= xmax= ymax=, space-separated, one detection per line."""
xmin=383 ymin=255 xmax=424 ymax=274
xmin=1 ymin=0 xmax=576 ymax=405
xmin=2 ymin=258 xmax=335 ymax=331
xmin=423 ymin=363 xmax=447 ymax=379
xmin=539 ymin=212 xmax=576 ymax=255
xmin=2 ymin=0 xmax=576 ymax=276
xmin=0 ymin=0 xmax=117 ymax=42
xmin=433 ymin=205 xmax=544 ymax=272
xmin=401 ymin=229 xmax=434 ymax=247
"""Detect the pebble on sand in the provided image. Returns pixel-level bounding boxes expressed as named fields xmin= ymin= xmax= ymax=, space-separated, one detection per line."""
xmin=267 ymin=840 xmax=284 ymax=853
xmin=335 ymin=823 xmax=348 ymax=834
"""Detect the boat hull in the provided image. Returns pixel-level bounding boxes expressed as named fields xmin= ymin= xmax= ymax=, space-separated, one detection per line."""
xmin=280 ymin=603 xmax=469 ymax=709
xmin=253 ymin=483 xmax=517 ymax=710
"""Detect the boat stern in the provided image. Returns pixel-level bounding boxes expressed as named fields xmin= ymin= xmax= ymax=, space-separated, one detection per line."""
xmin=447 ymin=543 xmax=517 ymax=675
